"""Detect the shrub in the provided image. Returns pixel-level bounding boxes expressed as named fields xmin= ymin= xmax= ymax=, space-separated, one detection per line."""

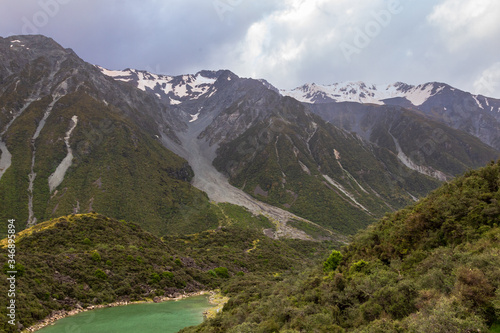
xmin=323 ymin=250 xmax=343 ymax=272
xmin=350 ymin=260 xmax=369 ymax=274
xmin=214 ymin=267 xmax=230 ymax=278
xmin=149 ymin=273 xmax=161 ymax=284
xmin=94 ymin=269 xmax=107 ymax=280
xmin=91 ymin=251 xmax=101 ymax=262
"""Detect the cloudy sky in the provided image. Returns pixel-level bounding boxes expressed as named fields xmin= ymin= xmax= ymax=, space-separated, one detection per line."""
xmin=1 ymin=0 xmax=500 ymax=97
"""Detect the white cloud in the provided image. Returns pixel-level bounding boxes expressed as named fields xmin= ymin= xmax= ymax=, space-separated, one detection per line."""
xmin=1 ymin=1 xmax=499 ymax=96
xmin=473 ymin=62 xmax=500 ymax=97
xmin=427 ymin=0 xmax=500 ymax=50
xmin=225 ymin=0 xmax=402 ymax=87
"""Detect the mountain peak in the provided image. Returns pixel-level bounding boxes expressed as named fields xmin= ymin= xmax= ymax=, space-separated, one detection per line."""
xmin=98 ymin=67 xmax=238 ymax=105
xmin=280 ymin=81 xmax=460 ymax=106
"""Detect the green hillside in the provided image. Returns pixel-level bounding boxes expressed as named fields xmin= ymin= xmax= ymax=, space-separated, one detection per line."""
xmin=182 ymin=161 xmax=500 ymax=332
xmin=214 ymin=98 xmax=441 ymax=235
xmin=0 ymin=89 xmax=214 ymax=237
xmin=0 ymin=212 xmax=332 ymax=332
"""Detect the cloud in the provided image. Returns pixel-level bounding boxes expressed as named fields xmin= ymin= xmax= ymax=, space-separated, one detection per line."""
xmin=0 ymin=0 xmax=499 ymax=97
xmin=427 ymin=0 xmax=500 ymax=51
xmin=473 ymin=62 xmax=500 ymax=97
xmin=221 ymin=0 xmax=409 ymax=87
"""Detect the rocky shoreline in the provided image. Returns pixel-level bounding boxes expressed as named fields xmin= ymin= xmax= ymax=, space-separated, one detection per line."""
xmin=23 ymin=290 xmax=211 ymax=332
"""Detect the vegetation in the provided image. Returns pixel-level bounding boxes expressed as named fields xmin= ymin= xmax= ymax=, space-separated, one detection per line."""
xmin=213 ymin=103 xmax=442 ymax=235
xmin=0 ymin=88 xmax=214 ymax=238
xmin=0 ymin=213 xmax=332 ymax=332
xmin=181 ymin=161 xmax=500 ymax=332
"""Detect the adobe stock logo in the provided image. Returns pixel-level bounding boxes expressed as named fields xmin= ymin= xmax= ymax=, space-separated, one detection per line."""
xmin=213 ymin=0 xmax=243 ymax=23
xmin=21 ymin=0 xmax=72 ymax=34
xmin=340 ymin=0 xmax=403 ymax=62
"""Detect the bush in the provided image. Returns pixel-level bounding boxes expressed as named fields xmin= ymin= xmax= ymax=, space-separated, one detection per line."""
xmin=149 ymin=273 xmax=161 ymax=284
xmin=323 ymin=250 xmax=343 ymax=272
xmin=94 ymin=269 xmax=107 ymax=280
xmin=91 ymin=251 xmax=101 ymax=262
xmin=350 ymin=260 xmax=369 ymax=274
xmin=214 ymin=267 xmax=230 ymax=278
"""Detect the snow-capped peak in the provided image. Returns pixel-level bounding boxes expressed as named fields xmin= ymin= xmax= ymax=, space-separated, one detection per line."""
xmin=97 ymin=66 xmax=218 ymax=105
xmin=280 ymin=81 xmax=449 ymax=106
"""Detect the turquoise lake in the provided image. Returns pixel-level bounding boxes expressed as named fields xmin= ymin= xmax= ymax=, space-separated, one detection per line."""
xmin=37 ymin=296 xmax=211 ymax=333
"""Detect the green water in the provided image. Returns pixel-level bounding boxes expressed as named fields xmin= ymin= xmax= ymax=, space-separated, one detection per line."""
xmin=38 ymin=296 xmax=211 ymax=333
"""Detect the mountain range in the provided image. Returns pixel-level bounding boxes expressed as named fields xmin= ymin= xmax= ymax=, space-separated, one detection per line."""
xmin=1 ymin=34 xmax=500 ymax=333
xmin=0 ymin=35 xmax=499 ymax=239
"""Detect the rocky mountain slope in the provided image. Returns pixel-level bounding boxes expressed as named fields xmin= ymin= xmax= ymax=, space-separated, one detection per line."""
xmin=0 ymin=35 xmax=211 ymax=237
xmin=282 ymin=81 xmax=500 ymax=151
xmin=309 ymin=102 xmax=499 ymax=181
xmin=100 ymin=63 xmax=498 ymax=235
xmin=1 ymin=34 xmax=499 ymax=239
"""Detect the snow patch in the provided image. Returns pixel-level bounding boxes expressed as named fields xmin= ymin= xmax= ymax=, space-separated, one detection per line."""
xmin=281 ymin=82 xmax=447 ymax=106
xmin=98 ymin=67 xmax=218 ymax=103
xmin=100 ymin=67 xmax=130 ymax=77
xmin=169 ymin=98 xmax=182 ymax=105
xmin=48 ymin=116 xmax=78 ymax=192
xmin=189 ymin=111 xmax=201 ymax=122
xmin=193 ymin=73 xmax=216 ymax=85
xmin=472 ymin=95 xmax=483 ymax=109
xmin=405 ymin=84 xmax=435 ymax=106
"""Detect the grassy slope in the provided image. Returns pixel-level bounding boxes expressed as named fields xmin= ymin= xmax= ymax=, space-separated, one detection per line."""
xmin=182 ymin=161 xmax=500 ymax=333
xmin=0 ymin=212 xmax=333 ymax=332
xmin=0 ymin=89 xmax=215 ymax=237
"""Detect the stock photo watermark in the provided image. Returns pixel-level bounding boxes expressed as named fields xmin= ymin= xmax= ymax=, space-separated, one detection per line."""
xmin=475 ymin=74 xmax=498 ymax=97
xmin=213 ymin=0 xmax=244 ymax=23
xmin=6 ymin=219 xmax=17 ymax=326
xmin=391 ymin=127 xmax=450 ymax=186
xmin=224 ymin=116 xmax=288 ymax=177
xmin=340 ymin=0 xmax=403 ymax=62
xmin=21 ymin=0 xmax=73 ymax=34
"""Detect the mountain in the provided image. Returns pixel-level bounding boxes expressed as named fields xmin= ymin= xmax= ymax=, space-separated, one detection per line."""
xmin=99 ymin=65 xmax=498 ymax=235
xmin=282 ymin=81 xmax=500 ymax=151
xmin=308 ymin=102 xmax=499 ymax=181
xmin=1 ymin=34 xmax=500 ymax=332
xmin=96 ymin=66 xmax=222 ymax=106
xmin=0 ymin=35 xmax=213 ymax=237
xmin=181 ymin=160 xmax=500 ymax=333
xmin=281 ymin=81 xmax=427 ymax=105
xmin=99 ymin=65 xmax=449 ymax=235
xmin=1 ymin=34 xmax=498 ymax=240
xmin=0 ymin=212 xmax=332 ymax=332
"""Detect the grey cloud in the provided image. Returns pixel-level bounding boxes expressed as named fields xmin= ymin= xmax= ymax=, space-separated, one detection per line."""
xmin=1 ymin=0 xmax=499 ymax=97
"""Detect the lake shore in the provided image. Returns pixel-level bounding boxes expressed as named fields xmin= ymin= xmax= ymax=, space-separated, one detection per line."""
xmin=23 ymin=290 xmax=212 ymax=333
xmin=203 ymin=290 xmax=230 ymax=319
